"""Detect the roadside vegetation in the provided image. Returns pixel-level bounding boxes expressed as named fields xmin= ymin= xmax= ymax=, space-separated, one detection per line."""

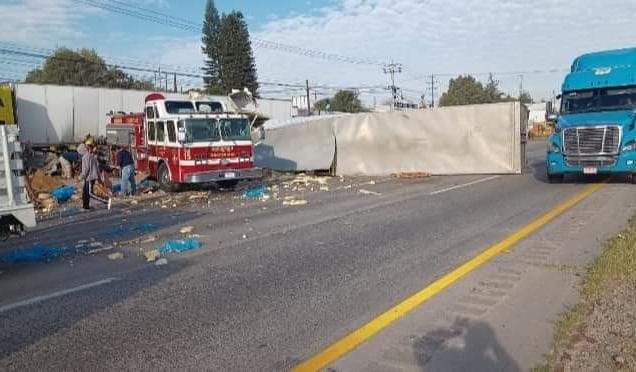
xmin=535 ymin=216 xmax=636 ymax=371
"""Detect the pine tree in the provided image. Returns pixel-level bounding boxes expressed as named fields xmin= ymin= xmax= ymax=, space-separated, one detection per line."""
xmin=217 ymin=11 xmax=259 ymax=96
xmin=201 ymin=0 xmax=222 ymax=94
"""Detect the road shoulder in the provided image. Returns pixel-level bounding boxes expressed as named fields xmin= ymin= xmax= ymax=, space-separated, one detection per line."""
xmin=330 ymin=184 xmax=636 ymax=371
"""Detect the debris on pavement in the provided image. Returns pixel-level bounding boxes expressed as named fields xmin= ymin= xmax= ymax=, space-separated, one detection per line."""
xmin=242 ymin=185 xmax=268 ymax=200
xmin=158 ymin=239 xmax=201 ymax=255
xmin=51 ymin=185 xmax=75 ymax=203
xmin=87 ymin=245 xmax=114 ymax=255
xmin=358 ymin=189 xmax=382 ymax=196
xmin=283 ymin=198 xmax=308 ymax=206
xmin=29 ymin=169 xmax=64 ymax=194
xmin=155 ymin=258 xmax=168 ymax=266
xmin=179 ymin=226 xmax=195 ymax=234
xmin=107 ymin=252 xmax=124 ymax=260
xmin=392 ymin=172 xmax=432 ymax=179
xmin=0 ymin=245 xmax=65 ymax=264
xmin=144 ymin=249 xmax=161 ymax=262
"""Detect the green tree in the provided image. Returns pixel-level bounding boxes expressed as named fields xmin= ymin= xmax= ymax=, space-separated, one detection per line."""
xmin=330 ymin=90 xmax=365 ymax=113
xmin=201 ymin=0 xmax=223 ymax=94
xmin=217 ymin=11 xmax=259 ymax=96
xmin=439 ymin=74 xmax=510 ymax=107
xmin=25 ymin=48 xmax=153 ymax=90
xmin=519 ymin=91 xmax=534 ymax=105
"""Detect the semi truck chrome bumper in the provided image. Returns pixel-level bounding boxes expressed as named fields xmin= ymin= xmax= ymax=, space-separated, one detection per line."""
xmin=547 ymin=151 xmax=636 ymax=175
xmin=184 ymin=168 xmax=262 ymax=183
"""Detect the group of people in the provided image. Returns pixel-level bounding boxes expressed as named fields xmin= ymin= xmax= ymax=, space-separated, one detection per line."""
xmin=52 ymin=137 xmax=137 ymax=211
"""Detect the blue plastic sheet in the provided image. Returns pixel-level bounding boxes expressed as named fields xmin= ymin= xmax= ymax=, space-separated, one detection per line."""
xmin=242 ymin=185 xmax=268 ymax=199
xmin=51 ymin=185 xmax=75 ymax=203
xmin=158 ymin=239 xmax=201 ymax=255
xmin=0 ymin=245 xmax=65 ymax=264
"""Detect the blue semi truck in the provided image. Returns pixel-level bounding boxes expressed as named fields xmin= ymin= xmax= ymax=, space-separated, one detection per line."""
xmin=546 ymin=48 xmax=636 ymax=183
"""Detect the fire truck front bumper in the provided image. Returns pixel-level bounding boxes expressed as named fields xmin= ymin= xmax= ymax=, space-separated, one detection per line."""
xmin=184 ymin=168 xmax=262 ymax=183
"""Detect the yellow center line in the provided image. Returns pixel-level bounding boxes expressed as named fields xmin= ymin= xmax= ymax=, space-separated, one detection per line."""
xmin=294 ymin=182 xmax=605 ymax=372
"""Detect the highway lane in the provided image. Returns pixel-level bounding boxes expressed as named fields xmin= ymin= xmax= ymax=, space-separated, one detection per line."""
xmin=0 ymin=142 xmax=611 ymax=371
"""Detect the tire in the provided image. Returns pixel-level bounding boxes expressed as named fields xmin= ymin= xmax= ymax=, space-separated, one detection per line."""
xmin=158 ymin=163 xmax=180 ymax=192
xmin=217 ymin=180 xmax=239 ymax=189
xmin=548 ymin=173 xmax=564 ymax=184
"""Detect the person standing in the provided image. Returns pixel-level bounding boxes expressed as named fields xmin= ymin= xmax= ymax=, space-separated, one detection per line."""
xmin=79 ymin=144 xmax=111 ymax=211
xmin=116 ymin=146 xmax=136 ymax=196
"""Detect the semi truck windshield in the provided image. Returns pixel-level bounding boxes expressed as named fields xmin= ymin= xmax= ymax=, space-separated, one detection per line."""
xmin=561 ymin=86 xmax=636 ymax=114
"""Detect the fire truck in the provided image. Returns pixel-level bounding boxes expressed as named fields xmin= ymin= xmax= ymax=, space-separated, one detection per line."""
xmin=106 ymin=93 xmax=261 ymax=192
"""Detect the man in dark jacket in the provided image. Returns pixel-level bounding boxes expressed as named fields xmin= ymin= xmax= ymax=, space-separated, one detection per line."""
xmin=116 ymin=147 xmax=136 ymax=196
xmin=80 ymin=144 xmax=111 ymax=211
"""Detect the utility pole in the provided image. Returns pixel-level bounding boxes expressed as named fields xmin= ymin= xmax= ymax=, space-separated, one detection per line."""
xmin=173 ymin=73 xmax=177 ymax=93
xmin=430 ymin=74 xmax=436 ymax=108
xmin=519 ymin=74 xmax=524 ymax=100
xmin=383 ymin=62 xmax=402 ymax=111
xmin=314 ymin=89 xmax=319 ymax=115
xmin=306 ymin=80 xmax=311 ymax=116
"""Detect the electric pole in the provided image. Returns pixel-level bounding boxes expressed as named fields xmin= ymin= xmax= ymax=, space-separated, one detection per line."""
xmin=173 ymin=73 xmax=177 ymax=93
xmin=519 ymin=74 xmax=524 ymax=101
xmin=383 ymin=62 xmax=402 ymax=111
xmin=305 ymin=80 xmax=311 ymax=116
xmin=430 ymin=74 xmax=436 ymax=108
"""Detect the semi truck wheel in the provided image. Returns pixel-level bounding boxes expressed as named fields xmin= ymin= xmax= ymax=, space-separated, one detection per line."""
xmin=548 ymin=173 xmax=564 ymax=183
xmin=158 ymin=163 xmax=180 ymax=193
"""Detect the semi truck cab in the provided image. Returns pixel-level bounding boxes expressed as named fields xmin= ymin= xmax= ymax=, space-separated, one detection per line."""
xmin=547 ymin=48 xmax=636 ymax=182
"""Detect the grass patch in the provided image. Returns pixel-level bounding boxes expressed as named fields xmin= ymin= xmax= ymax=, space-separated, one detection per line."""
xmin=534 ymin=216 xmax=636 ymax=371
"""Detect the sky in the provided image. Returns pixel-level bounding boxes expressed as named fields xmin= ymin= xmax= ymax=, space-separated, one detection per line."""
xmin=1 ymin=0 xmax=636 ymax=104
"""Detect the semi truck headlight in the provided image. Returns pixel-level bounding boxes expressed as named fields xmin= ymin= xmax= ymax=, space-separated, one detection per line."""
xmin=622 ymin=140 xmax=636 ymax=152
xmin=548 ymin=142 xmax=561 ymax=153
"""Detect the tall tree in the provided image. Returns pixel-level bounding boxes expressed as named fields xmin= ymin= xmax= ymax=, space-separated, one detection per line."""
xmin=330 ymin=90 xmax=365 ymax=113
xmin=201 ymin=0 xmax=222 ymax=94
xmin=439 ymin=74 xmax=511 ymax=107
xmin=519 ymin=91 xmax=534 ymax=105
xmin=25 ymin=48 xmax=152 ymax=89
xmin=217 ymin=11 xmax=259 ymax=96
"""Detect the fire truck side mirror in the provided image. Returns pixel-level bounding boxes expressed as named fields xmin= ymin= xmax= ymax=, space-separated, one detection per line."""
xmin=177 ymin=127 xmax=186 ymax=143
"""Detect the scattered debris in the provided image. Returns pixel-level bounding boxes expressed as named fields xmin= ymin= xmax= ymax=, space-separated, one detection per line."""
xmin=51 ymin=185 xmax=75 ymax=203
xmin=242 ymin=234 xmax=248 ymax=239
xmin=189 ymin=192 xmax=208 ymax=201
xmin=155 ymin=258 xmax=168 ymax=266
xmin=179 ymin=226 xmax=195 ymax=234
xmin=358 ymin=189 xmax=382 ymax=196
xmin=108 ymin=252 xmax=124 ymax=260
xmin=87 ymin=245 xmax=114 ymax=255
xmin=0 ymin=245 xmax=65 ymax=264
xmin=144 ymin=249 xmax=161 ymax=262
xmin=392 ymin=172 xmax=432 ymax=179
xmin=29 ymin=169 xmax=64 ymax=194
xmin=243 ymin=185 xmax=268 ymax=200
xmin=158 ymin=239 xmax=201 ymax=255
xmin=283 ymin=198 xmax=308 ymax=206
xmin=88 ymin=242 xmax=103 ymax=248
xmin=140 ymin=236 xmax=157 ymax=244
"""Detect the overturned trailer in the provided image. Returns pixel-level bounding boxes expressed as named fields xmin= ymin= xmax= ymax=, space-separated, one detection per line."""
xmin=256 ymin=102 xmax=528 ymax=176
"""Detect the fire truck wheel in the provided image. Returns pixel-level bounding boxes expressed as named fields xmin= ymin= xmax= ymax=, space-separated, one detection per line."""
xmin=158 ymin=163 xmax=180 ymax=192
xmin=217 ymin=180 xmax=239 ymax=189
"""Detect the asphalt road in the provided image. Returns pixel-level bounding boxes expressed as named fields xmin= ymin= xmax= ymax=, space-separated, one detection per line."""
xmin=0 ymin=142 xmax=621 ymax=371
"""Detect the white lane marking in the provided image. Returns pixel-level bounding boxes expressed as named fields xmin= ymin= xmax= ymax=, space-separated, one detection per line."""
xmin=0 ymin=278 xmax=119 ymax=313
xmin=429 ymin=176 xmax=501 ymax=196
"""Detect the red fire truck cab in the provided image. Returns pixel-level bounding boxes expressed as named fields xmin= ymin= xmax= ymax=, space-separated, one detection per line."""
xmin=106 ymin=93 xmax=261 ymax=192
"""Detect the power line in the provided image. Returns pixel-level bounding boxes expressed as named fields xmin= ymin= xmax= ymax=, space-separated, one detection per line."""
xmin=70 ymin=0 xmax=385 ymax=67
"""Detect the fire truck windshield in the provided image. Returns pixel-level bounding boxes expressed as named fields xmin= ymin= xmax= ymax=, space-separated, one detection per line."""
xmin=165 ymin=101 xmax=196 ymax=114
xmin=182 ymin=119 xmax=220 ymax=142
xmin=219 ymin=118 xmax=251 ymax=141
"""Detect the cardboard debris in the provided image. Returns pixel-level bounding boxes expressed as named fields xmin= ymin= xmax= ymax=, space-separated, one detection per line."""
xmin=392 ymin=172 xmax=432 ymax=179
xmin=179 ymin=226 xmax=195 ymax=234
xmin=30 ymin=170 xmax=64 ymax=194
xmin=144 ymin=249 xmax=160 ymax=262
xmin=108 ymin=252 xmax=124 ymax=260
xmin=359 ymin=189 xmax=382 ymax=196
xmin=38 ymin=193 xmax=51 ymax=201
xmin=283 ymin=199 xmax=308 ymax=206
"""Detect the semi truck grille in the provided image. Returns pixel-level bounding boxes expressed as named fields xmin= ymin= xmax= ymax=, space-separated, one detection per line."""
xmin=563 ymin=126 xmax=621 ymax=155
xmin=565 ymin=156 xmax=617 ymax=168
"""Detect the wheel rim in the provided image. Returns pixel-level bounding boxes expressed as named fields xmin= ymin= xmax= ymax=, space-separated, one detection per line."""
xmin=160 ymin=166 xmax=170 ymax=186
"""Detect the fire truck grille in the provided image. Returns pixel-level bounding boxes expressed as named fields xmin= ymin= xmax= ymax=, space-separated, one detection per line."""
xmin=563 ymin=126 xmax=620 ymax=155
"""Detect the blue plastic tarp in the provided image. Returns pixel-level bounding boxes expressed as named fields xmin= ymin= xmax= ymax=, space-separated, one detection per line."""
xmin=0 ymin=245 xmax=65 ymax=264
xmin=51 ymin=185 xmax=75 ymax=203
xmin=158 ymin=239 xmax=201 ymax=255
